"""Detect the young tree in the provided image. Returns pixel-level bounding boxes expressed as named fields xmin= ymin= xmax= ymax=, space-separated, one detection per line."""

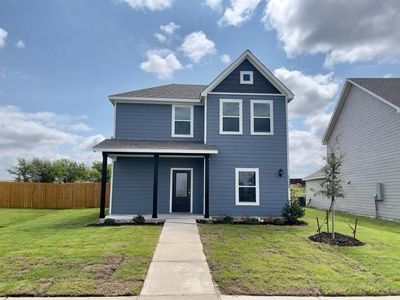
xmin=7 ymin=158 xmax=31 ymax=182
xmin=320 ymin=148 xmax=344 ymax=239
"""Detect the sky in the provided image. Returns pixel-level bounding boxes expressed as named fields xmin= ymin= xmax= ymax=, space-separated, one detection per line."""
xmin=0 ymin=0 xmax=399 ymax=179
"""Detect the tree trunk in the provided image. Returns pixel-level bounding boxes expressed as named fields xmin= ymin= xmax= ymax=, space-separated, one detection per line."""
xmin=332 ymin=197 xmax=335 ymax=239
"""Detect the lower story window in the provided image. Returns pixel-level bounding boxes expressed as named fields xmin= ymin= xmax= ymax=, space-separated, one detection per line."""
xmin=235 ymin=168 xmax=260 ymax=206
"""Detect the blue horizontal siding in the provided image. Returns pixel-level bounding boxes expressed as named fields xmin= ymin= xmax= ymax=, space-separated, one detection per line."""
xmin=207 ymin=94 xmax=288 ymax=216
xmin=111 ymin=157 xmax=204 ymax=215
xmin=212 ymin=59 xmax=281 ymax=94
xmin=115 ymin=103 xmax=204 ymax=141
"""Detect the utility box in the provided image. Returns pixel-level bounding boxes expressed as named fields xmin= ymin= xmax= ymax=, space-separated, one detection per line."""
xmin=374 ymin=183 xmax=384 ymax=201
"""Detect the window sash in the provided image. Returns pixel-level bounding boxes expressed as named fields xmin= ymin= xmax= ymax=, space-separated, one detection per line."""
xmin=172 ymin=105 xmax=193 ymax=137
xmin=235 ymin=168 xmax=259 ymax=206
xmin=220 ymin=99 xmax=242 ymax=134
xmin=251 ymin=100 xmax=273 ymax=135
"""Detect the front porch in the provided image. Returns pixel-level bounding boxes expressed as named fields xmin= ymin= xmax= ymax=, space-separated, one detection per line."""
xmin=93 ymin=139 xmax=218 ymax=220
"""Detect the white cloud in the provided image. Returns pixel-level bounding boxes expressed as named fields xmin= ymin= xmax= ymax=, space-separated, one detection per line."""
xmin=140 ymin=49 xmax=183 ymax=79
xmin=180 ymin=31 xmax=216 ymax=63
xmin=220 ymin=54 xmax=231 ymax=64
xmin=274 ymin=67 xmax=339 ymax=118
xmin=15 ymin=40 xmax=25 ymax=49
xmin=204 ymin=0 xmax=222 ymax=11
xmin=160 ymin=22 xmax=180 ymax=35
xmin=218 ymin=0 xmax=261 ymax=27
xmin=0 ymin=27 xmax=8 ymax=48
xmin=120 ymin=0 xmax=172 ymax=10
xmin=263 ymin=0 xmax=400 ymax=67
xmin=154 ymin=33 xmax=167 ymax=43
xmin=0 ymin=105 xmax=104 ymax=179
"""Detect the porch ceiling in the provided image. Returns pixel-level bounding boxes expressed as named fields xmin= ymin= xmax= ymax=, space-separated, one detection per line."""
xmin=93 ymin=139 xmax=218 ymax=154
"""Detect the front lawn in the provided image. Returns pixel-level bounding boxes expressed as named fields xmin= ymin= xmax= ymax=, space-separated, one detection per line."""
xmin=199 ymin=208 xmax=400 ymax=296
xmin=0 ymin=209 xmax=161 ymax=296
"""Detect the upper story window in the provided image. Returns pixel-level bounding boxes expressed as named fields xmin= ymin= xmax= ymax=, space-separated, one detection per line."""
xmin=235 ymin=168 xmax=260 ymax=206
xmin=172 ymin=105 xmax=193 ymax=137
xmin=250 ymin=100 xmax=274 ymax=135
xmin=240 ymin=71 xmax=254 ymax=84
xmin=219 ymin=99 xmax=243 ymax=135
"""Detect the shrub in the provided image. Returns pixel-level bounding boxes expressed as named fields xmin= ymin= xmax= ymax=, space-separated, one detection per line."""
xmin=133 ymin=214 xmax=145 ymax=225
xmin=271 ymin=217 xmax=285 ymax=225
xmin=281 ymin=200 xmax=305 ymax=224
xmin=242 ymin=217 xmax=260 ymax=225
xmin=104 ymin=218 xmax=116 ymax=226
xmin=215 ymin=215 xmax=234 ymax=224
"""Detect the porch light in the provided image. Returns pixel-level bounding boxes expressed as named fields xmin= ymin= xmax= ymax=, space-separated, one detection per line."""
xmin=278 ymin=169 xmax=284 ymax=177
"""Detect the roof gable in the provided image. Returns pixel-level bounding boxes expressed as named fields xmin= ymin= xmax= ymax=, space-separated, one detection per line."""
xmin=322 ymin=79 xmax=400 ymax=144
xmin=211 ymin=59 xmax=281 ymax=94
xmin=201 ymin=50 xmax=294 ymax=100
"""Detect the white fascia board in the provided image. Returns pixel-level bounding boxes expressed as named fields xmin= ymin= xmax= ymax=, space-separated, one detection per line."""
xmin=93 ymin=148 xmax=218 ymax=154
xmin=201 ymin=50 xmax=294 ymax=101
xmin=108 ymin=96 xmax=201 ymax=105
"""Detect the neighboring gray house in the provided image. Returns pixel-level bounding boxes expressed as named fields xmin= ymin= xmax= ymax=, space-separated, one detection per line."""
xmin=305 ymin=78 xmax=400 ymax=221
xmin=303 ymin=170 xmax=329 ymax=210
xmin=94 ymin=50 xmax=294 ymax=219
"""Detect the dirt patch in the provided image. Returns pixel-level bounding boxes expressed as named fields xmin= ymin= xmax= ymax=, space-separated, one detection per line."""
xmin=309 ymin=232 xmax=364 ymax=247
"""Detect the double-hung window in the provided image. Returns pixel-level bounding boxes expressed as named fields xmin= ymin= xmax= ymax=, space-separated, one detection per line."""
xmin=250 ymin=100 xmax=273 ymax=135
xmin=219 ymin=99 xmax=242 ymax=134
xmin=235 ymin=168 xmax=259 ymax=206
xmin=172 ymin=105 xmax=193 ymax=137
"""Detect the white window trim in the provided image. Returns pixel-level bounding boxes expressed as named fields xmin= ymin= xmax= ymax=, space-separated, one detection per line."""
xmin=219 ymin=99 xmax=243 ymax=135
xmin=169 ymin=168 xmax=193 ymax=213
xmin=250 ymin=99 xmax=274 ymax=135
xmin=171 ymin=105 xmax=194 ymax=138
xmin=240 ymin=71 xmax=254 ymax=84
xmin=235 ymin=168 xmax=260 ymax=206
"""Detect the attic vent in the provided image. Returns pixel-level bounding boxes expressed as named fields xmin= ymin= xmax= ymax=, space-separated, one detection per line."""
xmin=240 ymin=71 xmax=253 ymax=84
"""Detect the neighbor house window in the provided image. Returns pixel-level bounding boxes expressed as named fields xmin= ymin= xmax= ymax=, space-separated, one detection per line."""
xmin=219 ymin=99 xmax=242 ymax=134
xmin=235 ymin=168 xmax=260 ymax=206
xmin=172 ymin=105 xmax=193 ymax=137
xmin=250 ymin=100 xmax=273 ymax=135
xmin=240 ymin=71 xmax=254 ymax=84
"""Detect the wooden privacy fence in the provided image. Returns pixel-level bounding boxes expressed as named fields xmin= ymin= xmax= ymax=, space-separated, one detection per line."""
xmin=0 ymin=182 xmax=110 ymax=209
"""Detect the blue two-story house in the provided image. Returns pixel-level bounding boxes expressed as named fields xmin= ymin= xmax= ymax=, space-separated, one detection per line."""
xmin=94 ymin=50 xmax=294 ymax=220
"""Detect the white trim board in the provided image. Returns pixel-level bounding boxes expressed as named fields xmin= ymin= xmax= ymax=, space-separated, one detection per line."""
xmin=201 ymin=50 xmax=294 ymax=101
xmin=94 ymin=148 xmax=218 ymax=154
xmin=235 ymin=168 xmax=260 ymax=206
xmin=240 ymin=70 xmax=254 ymax=84
xmin=109 ymin=158 xmax=115 ymax=214
xmin=169 ymin=168 xmax=194 ymax=213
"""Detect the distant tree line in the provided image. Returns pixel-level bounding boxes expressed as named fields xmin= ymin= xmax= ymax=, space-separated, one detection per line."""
xmin=7 ymin=158 xmax=111 ymax=183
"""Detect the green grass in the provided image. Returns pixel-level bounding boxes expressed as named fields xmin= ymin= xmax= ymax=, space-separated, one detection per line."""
xmin=290 ymin=184 xmax=305 ymax=199
xmin=0 ymin=209 xmax=161 ymax=296
xmin=199 ymin=208 xmax=400 ymax=296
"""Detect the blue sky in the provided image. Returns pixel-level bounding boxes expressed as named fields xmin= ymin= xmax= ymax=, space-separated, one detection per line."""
xmin=0 ymin=0 xmax=399 ymax=178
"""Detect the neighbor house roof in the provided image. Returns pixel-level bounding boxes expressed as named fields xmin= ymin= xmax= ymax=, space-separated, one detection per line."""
xmin=350 ymin=78 xmax=400 ymax=108
xmin=303 ymin=170 xmax=325 ymax=181
xmin=322 ymin=78 xmax=400 ymax=144
xmin=93 ymin=139 xmax=218 ymax=154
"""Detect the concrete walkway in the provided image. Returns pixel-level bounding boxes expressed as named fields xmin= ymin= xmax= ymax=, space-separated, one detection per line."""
xmin=140 ymin=218 xmax=217 ymax=299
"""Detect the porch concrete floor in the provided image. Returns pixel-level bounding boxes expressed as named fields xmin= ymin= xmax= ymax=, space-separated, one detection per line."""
xmin=140 ymin=218 xmax=217 ymax=297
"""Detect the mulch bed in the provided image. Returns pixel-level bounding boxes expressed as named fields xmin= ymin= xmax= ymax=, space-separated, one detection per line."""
xmin=309 ymin=232 xmax=364 ymax=246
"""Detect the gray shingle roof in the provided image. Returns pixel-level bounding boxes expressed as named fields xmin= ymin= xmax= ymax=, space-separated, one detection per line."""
xmin=109 ymin=84 xmax=207 ymax=100
xmin=93 ymin=139 xmax=218 ymax=154
xmin=303 ymin=170 xmax=325 ymax=181
xmin=350 ymin=78 xmax=400 ymax=108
